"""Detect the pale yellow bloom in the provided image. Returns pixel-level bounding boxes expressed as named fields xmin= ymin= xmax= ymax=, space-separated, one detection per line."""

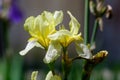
xmin=20 ymin=11 xmax=63 ymax=55
xmin=48 ymin=11 xmax=83 ymax=48
xmin=19 ymin=11 xmax=83 ymax=64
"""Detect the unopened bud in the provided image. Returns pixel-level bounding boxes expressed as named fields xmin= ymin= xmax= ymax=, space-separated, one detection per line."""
xmin=89 ymin=1 xmax=96 ymax=16
xmin=92 ymin=50 xmax=108 ymax=64
xmin=106 ymin=5 xmax=112 ymax=19
xmin=31 ymin=71 xmax=38 ymax=80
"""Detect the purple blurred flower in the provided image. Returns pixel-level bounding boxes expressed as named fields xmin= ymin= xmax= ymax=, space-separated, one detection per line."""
xmin=0 ymin=0 xmax=23 ymax=23
xmin=8 ymin=2 xmax=23 ymax=23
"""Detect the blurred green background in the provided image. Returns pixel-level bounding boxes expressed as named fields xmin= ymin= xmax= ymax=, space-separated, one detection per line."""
xmin=0 ymin=0 xmax=120 ymax=80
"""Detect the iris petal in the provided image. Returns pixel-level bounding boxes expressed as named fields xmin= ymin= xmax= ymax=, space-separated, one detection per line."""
xmin=67 ymin=11 xmax=80 ymax=35
xmin=19 ymin=38 xmax=44 ymax=56
xmin=76 ymin=43 xmax=92 ymax=59
xmin=44 ymin=41 xmax=62 ymax=63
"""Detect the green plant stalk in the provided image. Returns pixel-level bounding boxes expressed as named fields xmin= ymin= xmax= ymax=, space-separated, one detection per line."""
xmin=82 ymin=0 xmax=92 ymax=80
xmin=3 ymin=19 xmax=10 ymax=50
xmin=90 ymin=19 xmax=98 ymax=46
xmin=62 ymin=47 xmax=71 ymax=80
xmin=1 ymin=19 xmax=11 ymax=80
xmin=0 ymin=19 xmax=10 ymax=56
xmin=48 ymin=62 xmax=55 ymax=75
xmin=84 ymin=0 xmax=90 ymax=44
xmin=81 ymin=60 xmax=94 ymax=80
xmin=6 ymin=56 xmax=11 ymax=80
xmin=82 ymin=19 xmax=98 ymax=80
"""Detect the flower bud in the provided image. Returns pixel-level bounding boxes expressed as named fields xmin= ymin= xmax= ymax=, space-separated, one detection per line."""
xmin=92 ymin=50 xmax=108 ymax=64
xmin=89 ymin=1 xmax=96 ymax=16
xmin=106 ymin=5 xmax=112 ymax=19
xmin=31 ymin=71 xmax=38 ymax=80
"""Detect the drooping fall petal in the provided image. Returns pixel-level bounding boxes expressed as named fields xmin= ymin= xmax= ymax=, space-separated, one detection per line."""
xmin=76 ymin=43 xmax=92 ymax=59
xmin=44 ymin=41 xmax=62 ymax=63
xmin=19 ymin=39 xmax=42 ymax=56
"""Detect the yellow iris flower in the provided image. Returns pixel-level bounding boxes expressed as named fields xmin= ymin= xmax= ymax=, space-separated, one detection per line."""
xmin=19 ymin=11 xmax=83 ymax=64
xmin=48 ymin=11 xmax=83 ymax=48
xmin=19 ymin=11 xmax=63 ymax=55
xmin=44 ymin=11 xmax=84 ymax=63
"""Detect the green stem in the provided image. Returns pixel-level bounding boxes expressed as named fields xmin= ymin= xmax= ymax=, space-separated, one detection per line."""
xmin=84 ymin=0 xmax=90 ymax=44
xmin=0 ymin=19 xmax=10 ymax=56
xmin=81 ymin=60 xmax=94 ymax=80
xmin=48 ymin=62 xmax=55 ymax=75
xmin=90 ymin=19 xmax=98 ymax=46
xmin=0 ymin=19 xmax=11 ymax=80
xmin=82 ymin=0 xmax=91 ymax=79
xmin=6 ymin=57 xmax=11 ymax=80
xmin=62 ymin=47 xmax=71 ymax=80
xmin=3 ymin=19 xmax=10 ymax=50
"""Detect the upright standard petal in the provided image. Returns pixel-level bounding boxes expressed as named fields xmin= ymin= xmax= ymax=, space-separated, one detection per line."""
xmin=53 ymin=10 xmax=63 ymax=26
xmin=67 ymin=11 xmax=80 ymax=35
xmin=24 ymin=16 xmax=37 ymax=36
